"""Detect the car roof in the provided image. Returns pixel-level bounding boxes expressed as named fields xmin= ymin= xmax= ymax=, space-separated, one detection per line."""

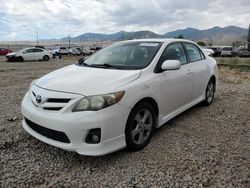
xmin=118 ymin=38 xmax=195 ymax=44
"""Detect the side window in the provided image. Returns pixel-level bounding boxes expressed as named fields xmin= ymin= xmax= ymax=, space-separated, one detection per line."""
xmin=159 ymin=43 xmax=187 ymax=65
xmin=185 ymin=43 xmax=205 ymax=62
xmin=34 ymin=48 xmax=43 ymax=52
xmin=25 ymin=49 xmax=34 ymax=53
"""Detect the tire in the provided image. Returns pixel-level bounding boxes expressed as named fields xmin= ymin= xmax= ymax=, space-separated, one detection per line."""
xmin=43 ymin=55 xmax=49 ymax=61
xmin=17 ymin=56 xmax=24 ymax=62
xmin=125 ymin=102 xmax=156 ymax=151
xmin=203 ymin=78 xmax=215 ymax=106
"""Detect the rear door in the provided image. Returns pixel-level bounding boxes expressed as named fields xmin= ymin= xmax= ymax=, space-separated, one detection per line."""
xmin=183 ymin=42 xmax=210 ymax=100
xmin=33 ymin=48 xmax=45 ymax=60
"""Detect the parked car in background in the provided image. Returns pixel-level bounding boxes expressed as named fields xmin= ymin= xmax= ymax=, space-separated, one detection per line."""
xmin=202 ymin=48 xmax=214 ymax=56
xmin=82 ymin=48 xmax=94 ymax=55
xmin=69 ymin=48 xmax=81 ymax=55
xmin=76 ymin=47 xmax=83 ymax=54
xmin=59 ymin=46 xmax=70 ymax=55
xmin=0 ymin=48 xmax=12 ymax=56
xmin=47 ymin=47 xmax=59 ymax=56
xmin=35 ymin=46 xmax=45 ymax=49
xmin=208 ymin=47 xmax=221 ymax=57
xmin=236 ymin=48 xmax=250 ymax=57
xmin=95 ymin=46 xmax=102 ymax=51
xmin=6 ymin=47 xmax=53 ymax=62
xmin=220 ymin=46 xmax=233 ymax=57
xmin=21 ymin=39 xmax=218 ymax=156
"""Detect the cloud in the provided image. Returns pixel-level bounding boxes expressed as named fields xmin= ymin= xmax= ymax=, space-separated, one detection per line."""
xmin=0 ymin=0 xmax=249 ymax=40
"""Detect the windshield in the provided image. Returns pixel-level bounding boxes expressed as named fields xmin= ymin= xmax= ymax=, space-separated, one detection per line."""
xmin=18 ymin=48 xmax=28 ymax=53
xmin=222 ymin=47 xmax=232 ymax=51
xmin=79 ymin=42 xmax=162 ymax=70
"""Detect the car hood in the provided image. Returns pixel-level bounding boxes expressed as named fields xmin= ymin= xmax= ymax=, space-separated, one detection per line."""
xmin=35 ymin=65 xmax=141 ymax=96
xmin=6 ymin=52 xmax=19 ymax=56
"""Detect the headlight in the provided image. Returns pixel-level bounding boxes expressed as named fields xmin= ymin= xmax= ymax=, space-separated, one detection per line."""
xmin=72 ymin=91 xmax=125 ymax=112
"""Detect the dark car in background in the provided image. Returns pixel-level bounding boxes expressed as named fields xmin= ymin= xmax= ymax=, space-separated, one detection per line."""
xmin=236 ymin=48 xmax=250 ymax=57
xmin=208 ymin=47 xmax=221 ymax=57
xmin=0 ymin=48 xmax=12 ymax=56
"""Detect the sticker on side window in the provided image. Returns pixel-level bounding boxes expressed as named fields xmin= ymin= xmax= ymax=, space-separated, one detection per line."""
xmin=139 ymin=43 xmax=159 ymax=47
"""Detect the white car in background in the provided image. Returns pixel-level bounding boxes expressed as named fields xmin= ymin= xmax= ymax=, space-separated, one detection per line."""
xmin=220 ymin=46 xmax=233 ymax=57
xmin=69 ymin=47 xmax=81 ymax=55
xmin=6 ymin=47 xmax=53 ymax=62
xmin=21 ymin=39 xmax=218 ymax=156
xmin=49 ymin=47 xmax=60 ymax=56
xmin=59 ymin=46 xmax=70 ymax=55
xmin=202 ymin=48 xmax=214 ymax=56
xmin=82 ymin=48 xmax=95 ymax=55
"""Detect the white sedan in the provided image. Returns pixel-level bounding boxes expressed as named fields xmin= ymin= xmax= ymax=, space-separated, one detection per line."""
xmin=6 ymin=47 xmax=53 ymax=62
xmin=21 ymin=39 xmax=218 ymax=156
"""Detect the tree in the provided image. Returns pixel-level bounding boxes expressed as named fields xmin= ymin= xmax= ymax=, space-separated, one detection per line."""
xmin=232 ymin=41 xmax=242 ymax=47
xmin=197 ymin=41 xmax=206 ymax=46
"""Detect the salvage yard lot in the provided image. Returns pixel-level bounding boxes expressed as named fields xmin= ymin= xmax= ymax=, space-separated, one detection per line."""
xmin=0 ymin=56 xmax=249 ymax=187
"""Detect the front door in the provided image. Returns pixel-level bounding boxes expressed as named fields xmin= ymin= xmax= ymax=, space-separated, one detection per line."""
xmin=157 ymin=43 xmax=193 ymax=116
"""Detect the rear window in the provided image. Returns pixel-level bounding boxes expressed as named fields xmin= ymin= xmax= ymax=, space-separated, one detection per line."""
xmin=184 ymin=43 xmax=205 ymax=62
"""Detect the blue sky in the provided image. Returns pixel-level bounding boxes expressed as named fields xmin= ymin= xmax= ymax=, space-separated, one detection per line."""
xmin=0 ymin=0 xmax=249 ymax=41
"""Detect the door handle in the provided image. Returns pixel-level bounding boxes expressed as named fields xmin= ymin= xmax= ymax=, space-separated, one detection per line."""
xmin=187 ymin=69 xmax=193 ymax=75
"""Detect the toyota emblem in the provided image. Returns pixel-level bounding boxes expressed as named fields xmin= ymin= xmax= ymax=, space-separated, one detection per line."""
xmin=36 ymin=95 xmax=42 ymax=104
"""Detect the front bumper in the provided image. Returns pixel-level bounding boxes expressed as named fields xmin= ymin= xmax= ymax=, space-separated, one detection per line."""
xmin=21 ymin=88 xmax=131 ymax=156
xmin=6 ymin=55 xmax=18 ymax=62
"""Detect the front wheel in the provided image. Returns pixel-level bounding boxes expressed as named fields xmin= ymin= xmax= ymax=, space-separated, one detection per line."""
xmin=17 ymin=56 xmax=24 ymax=62
xmin=125 ymin=102 xmax=156 ymax=151
xmin=203 ymin=79 xmax=215 ymax=106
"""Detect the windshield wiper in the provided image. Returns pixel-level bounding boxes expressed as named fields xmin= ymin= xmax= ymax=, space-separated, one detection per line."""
xmin=89 ymin=63 xmax=123 ymax=69
xmin=77 ymin=58 xmax=92 ymax=67
xmin=77 ymin=60 xmax=124 ymax=69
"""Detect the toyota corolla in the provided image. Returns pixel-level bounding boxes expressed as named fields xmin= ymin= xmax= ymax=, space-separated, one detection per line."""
xmin=21 ymin=39 xmax=218 ymax=156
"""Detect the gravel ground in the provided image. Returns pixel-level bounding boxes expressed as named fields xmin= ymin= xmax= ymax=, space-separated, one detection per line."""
xmin=0 ymin=56 xmax=249 ymax=187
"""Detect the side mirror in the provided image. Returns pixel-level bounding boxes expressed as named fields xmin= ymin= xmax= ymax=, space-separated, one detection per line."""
xmin=161 ymin=60 xmax=181 ymax=71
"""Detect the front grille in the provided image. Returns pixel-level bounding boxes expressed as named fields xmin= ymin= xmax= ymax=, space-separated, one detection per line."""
xmin=25 ymin=118 xmax=70 ymax=143
xmin=47 ymin=98 xmax=71 ymax=103
xmin=43 ymin=107 xmax=63 ymax=111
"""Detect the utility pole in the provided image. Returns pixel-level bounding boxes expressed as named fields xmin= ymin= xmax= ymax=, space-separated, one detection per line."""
xmin=36 ymin=31 xmax=39 ymax=45
xmin=68 ymin=34 xmax=71 ymax=47
xmin=247 ymin=24 xmax=250 ymax=51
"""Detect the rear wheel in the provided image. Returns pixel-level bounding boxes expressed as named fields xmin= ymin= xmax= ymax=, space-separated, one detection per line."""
xmin=203 ymin=79 xmax=215 ymax=106
xmin=125 ymin=102 xmax=156 ymax=151
xmin=43 ymin=55 xmax=49 ymax=61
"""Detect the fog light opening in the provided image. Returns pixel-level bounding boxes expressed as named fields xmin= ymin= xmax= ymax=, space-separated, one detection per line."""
xmin=85 ymin=128 xmax=101 ymax=144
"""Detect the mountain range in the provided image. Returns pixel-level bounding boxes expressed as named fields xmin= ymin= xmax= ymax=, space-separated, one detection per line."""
xmin=61 ymin=26 xmax=248 ymax=45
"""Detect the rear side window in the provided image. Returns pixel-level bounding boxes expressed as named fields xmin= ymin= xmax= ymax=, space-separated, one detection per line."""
xmin=159 ymin=43 xmax=187 ymax=65
xmin=184 ymin=43 xmax=205 ymax=62
xmin=34 ymin=48 xmax=43 ymax=52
